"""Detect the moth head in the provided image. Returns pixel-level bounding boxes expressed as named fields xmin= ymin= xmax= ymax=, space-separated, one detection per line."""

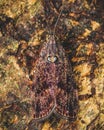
xmin=40 ymin=36 xmax=57 ymax=59
xmin=39 ymin=35 xmax=65 ymax=63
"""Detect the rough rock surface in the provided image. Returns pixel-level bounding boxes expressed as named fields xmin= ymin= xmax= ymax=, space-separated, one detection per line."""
xmin=0 ymin=0 xmax=104 ymax=130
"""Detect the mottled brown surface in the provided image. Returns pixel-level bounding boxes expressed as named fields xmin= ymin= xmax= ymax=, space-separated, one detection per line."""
xmin=30 ymin=36 xmax=78 ymax=121
xmin=0 ymin=0 xmax=104 ymax=130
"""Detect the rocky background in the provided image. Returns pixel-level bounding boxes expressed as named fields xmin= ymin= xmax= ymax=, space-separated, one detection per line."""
xmin=0 ymin=0 xmax=104 ymax=130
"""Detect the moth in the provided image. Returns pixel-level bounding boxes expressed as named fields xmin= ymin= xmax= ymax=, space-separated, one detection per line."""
xmin=31 ymin=35 xmax=78 ymax=121
xmin=30 ymin=2 xmax=78 ymax=121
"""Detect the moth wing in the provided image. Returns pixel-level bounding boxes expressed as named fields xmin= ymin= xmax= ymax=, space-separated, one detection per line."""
xmin=31 ymin=58 xmax=55 ymax=121
xmin=55 ymin=59 xmax=79 ymax=120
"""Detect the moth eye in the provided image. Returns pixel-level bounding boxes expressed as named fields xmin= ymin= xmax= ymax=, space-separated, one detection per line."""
xmin=47 ymin=56 xmax=58 ymax=63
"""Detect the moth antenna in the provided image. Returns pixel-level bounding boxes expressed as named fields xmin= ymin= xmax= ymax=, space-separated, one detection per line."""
xmin=53 ymin=5 xmax=64 ymax=36
xmin=44 ymin=2 xmax=64 ymax=39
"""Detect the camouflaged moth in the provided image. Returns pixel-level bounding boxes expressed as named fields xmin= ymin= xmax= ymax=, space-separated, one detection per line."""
xmin=30 ymin=1 xmax=79 ymax=121
xmin=31 ymin=35 xmax=78 ymax=121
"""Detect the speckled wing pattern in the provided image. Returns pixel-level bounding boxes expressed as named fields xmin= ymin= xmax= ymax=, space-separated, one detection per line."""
xmin=32 ymin=36 xmax=78 ymax=121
